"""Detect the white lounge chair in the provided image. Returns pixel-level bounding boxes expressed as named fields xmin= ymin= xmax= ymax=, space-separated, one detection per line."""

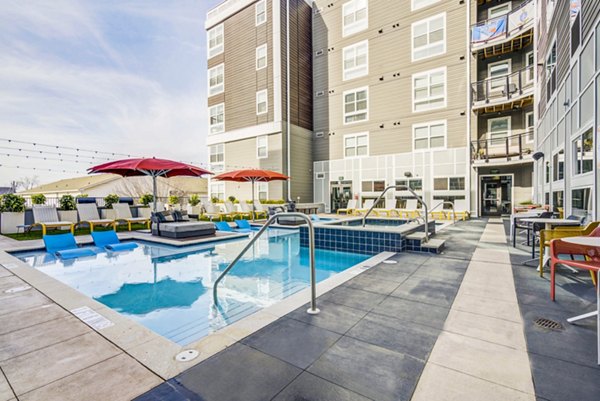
xmin=336 ymin=199 xmax=357 ymax=215
xmin=32 ymin=205 xmax=74 ymax=235
xmin=399 ymin=199 xmax=420 ymax=219
xmin=354 ymin=199 xmax=378 ymax=216
xmin=252 ymin=200 xmax=269 ymax=219
xmin=113 ymin=203 xmax=151 ymax=231
xmin=203 ymin=203 xmax=225 ymax=221
xmin=451 ymin=199 xmax=471 ymax=221
xmin=376 ymin=198 xmax=401 ymax=217
xmin=76 ymin=203 xmax=116 ymax=232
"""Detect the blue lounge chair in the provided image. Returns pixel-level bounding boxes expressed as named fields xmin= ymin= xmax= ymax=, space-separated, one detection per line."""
xmin=310 ymin=214 xmax=321 ymax=222
xmin=234 ymin=220 xmax=257 ymax=232
xmin=91 ymin=231 xmax=138 ymax=252
xmin=43 ymin=233 xmax=96 ymax=260
xmin=215 ymin=221 xmax=234 ymax=232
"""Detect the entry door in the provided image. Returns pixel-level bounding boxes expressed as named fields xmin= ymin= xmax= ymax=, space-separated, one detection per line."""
xmin=330 ymin=181 xmax=353 ymax=212
xmin=482 ymin=180 xmax=501 ymax=216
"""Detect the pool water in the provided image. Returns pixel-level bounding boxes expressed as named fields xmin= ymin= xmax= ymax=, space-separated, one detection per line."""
xmin=14 ymin=230 xmax=369 ymax=345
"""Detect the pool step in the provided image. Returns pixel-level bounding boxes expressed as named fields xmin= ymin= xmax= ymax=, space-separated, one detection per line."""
xmin=405 ymin=232 xmax=445 ymax=254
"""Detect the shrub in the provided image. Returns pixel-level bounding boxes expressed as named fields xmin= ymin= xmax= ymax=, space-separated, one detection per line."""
xmin=76 ymin=193 xmax=88 ymax=199
xmin=228 ymin=195 xmax=236 ymax=203
xmin=211 ymin=196 xmax=220 ymax=204
xmin=139 ymin=193 xmax=154 ymax=206
xmin=31 ymin=194 xmax=46 ymax=205
xmin=59 ymin=195 xmax=76 ymax=211
xmin=168 ymin=195 xmax=180 ymax=205
xmin=0 ymin=194 xmax=26 ymax=213
xmin=519 ymin=200 xmax=534 ymax=205
xmin=189 ymin=194 xmax=200 ymax=207
xmin=104 ymin=194 xmax=119 ymax=209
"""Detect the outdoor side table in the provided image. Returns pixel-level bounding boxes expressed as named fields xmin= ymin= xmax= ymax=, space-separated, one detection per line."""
xmin=521 ymin=218 xmax=581 ymax=266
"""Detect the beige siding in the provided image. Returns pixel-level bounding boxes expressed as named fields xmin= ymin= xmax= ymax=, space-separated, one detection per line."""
xmin=290 ymin=125 xmax=313 ymax=200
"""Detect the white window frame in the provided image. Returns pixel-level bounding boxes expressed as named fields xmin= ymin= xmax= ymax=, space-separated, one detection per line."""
xmin=412 ymin=120 xmax=447 ymax=151
xmin=207 ymin=64 xmax=224 ymax=96
xmin=488 ymin=59 xmax=512 ymax=90
xmin=208 ymin=103 xmax=225 ymax=135
xmin=342 ymin=0 xmax=368 ymax=37
xmin=257 ymin=182 xmax=268 ymax=201
xmin=210 ymin=182 xmax=225 ymax=201
xmin=487 ymin=116 xmax=511 ymax=146
xmin=343 ymin=132 xmax=369 ymax=158
xmin=343 ymin=40 xmax=369 ymax=81
xmin=209 ymin=143 xmax=225 ymax=172
xmin=411 ymin=0 xmax=440 ymax=11
xmin=255 ymin=0 xmax=267 ymax=26
xmin=411 ymin=13 xmax=446 ymax=62
xmin=256 ymin=44 xmax=267 ymax=70
xmin=433 ymin=176 xmax=466 ymax=192
xmin=412 ymin=67 xmax=447 ymax=113
xmin=257 ymin=135 xmax=268 ymax=159
xmin=343 ymin=87 xmax=369 ymax=124
xmin=256 ymin=90 xmax=268 ymax=115
xmin=488 ymin=3 xmax=512 ymax=19
xmin=525 ymin=112 xmax=534 ymax=143
xmin=525 ymin=51 xmax=534 ymax=84
xmin=207 ymin=24 xmax=224 ymax=59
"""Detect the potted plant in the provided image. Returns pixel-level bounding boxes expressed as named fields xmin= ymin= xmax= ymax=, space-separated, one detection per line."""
xmin=138 ymin=193 xmax=153 ymax=218
xmin=57 ymin=195 xmax=78 ymax=223
xmin=31 ymin=193 xmax=46 ymax=206
xmin=101 ymin=193 xmax=119 ymax=219
xmin=168 ymin=195 xmax=181 ymax=211
xmin=0 ymin=194 xmax=26 ymax=234
xmin=187 ymin=194 xmax=202 ymax=215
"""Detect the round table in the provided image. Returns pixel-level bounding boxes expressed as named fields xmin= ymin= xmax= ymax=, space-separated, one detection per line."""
xmin=562 ymin=236 xmax=600 ymax=246
xmin=521 ymin=218 xmax=581 ymax=231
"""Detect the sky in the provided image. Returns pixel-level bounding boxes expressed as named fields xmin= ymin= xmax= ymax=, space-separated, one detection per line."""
xmin=0 ymin=0 xmax=222 ymax=188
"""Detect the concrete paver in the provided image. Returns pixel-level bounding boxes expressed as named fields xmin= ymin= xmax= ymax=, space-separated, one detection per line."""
xmin=0 ymin=372 xmax=15 ymax=401
xmin=0 ymin=304 xmax=68 ymax=336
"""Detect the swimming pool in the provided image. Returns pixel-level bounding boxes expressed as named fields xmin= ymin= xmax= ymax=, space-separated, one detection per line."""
xmin=13 ymin=230 xmax=369 ymax=345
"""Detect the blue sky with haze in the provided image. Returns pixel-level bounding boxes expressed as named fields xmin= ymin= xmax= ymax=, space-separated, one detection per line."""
xmin=0 ymin=0 xmax=222 ymax=187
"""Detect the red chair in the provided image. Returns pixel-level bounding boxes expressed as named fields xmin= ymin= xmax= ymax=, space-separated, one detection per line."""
xmin=549 ymin=229 xmax=600 ymax=301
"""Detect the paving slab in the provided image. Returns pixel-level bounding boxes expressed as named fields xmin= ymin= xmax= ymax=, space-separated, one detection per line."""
xmin=451 ymin=291 xmax=522 ymax=323
xmin=286 ymin=300 xmax=368 ymax=335
xmin=373 ymin=296 xmax=450 ymax=329
xmin=0 ymin=290 xmax=52 ymax=316
xmin=411 ymin=363 xmax=535 ymax=401
xmin=2 ymin=332 xmax=121 ymax=395
xmin=0 ymin=315 xmax=90 ymax=362
xmin=0 ymin=372 xmax=14 ymax=401
xmin=318 ymin=286 xmax=386 ymax=311
xmin=0 ymin=303 xmax=68 ymax=336
xmin=341 ymin=273 xmax=402 ymax=295
xmin=19 ymin=354 xmax=162 ymax=401
xmin=390 ymin=275 xmax=461 ymax=308
xmin=272 ymin=371 xmax=370 ymax=401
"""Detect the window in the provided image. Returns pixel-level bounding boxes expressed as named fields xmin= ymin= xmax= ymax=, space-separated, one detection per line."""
xmin=488 ymin=59 xmax=511 ymax=90
xmin=546 ymin=0 xmax=556 ymax=26
xmin=526 ymin=112 xmax=534 ymax=142
xmin=395 ymin=179 xmax=422 ymax=191
xmin=257 ymin=135 xmax=268 ymax=158
xmin=256 ymin=44 xmax=267 ymax=70
xmin=207 ymin=24 xmax=224 ymax=58
xmin=571 ymin=187 xmax=592 ymax=220
xmin=209 ymin=103 xmax=224 ymax=134
xmin=553 ymin=191 xmax=564 ymax=208
xmin=361 ymin=180 xmax=385 ymax=192
xmin=411 ymin=0 xmax=440 ymax=11
xmin=343 ymin=41 xmax=368 ymax=80
xmin=209 ymin=144 xmax=224 ymax=173
xmin=344 ymin=133 xmax=368 ymax=157
xmin=255 ymin=0 xmax=266 ymax=26
xmin=413 ymin=121 xmax=446 ymax=150
xmin=573 ymin=127 xmax=593 ymax=174
xmin=525 ymin=51 xmax=534 ymax=83
xmin=256 ymin=90 xmax=268 ymax=115
xmin=433 ymin=177 xmax=465 ymax=191
xmin=257 ymin=182 xmax=268 ymax=201
xmin=553 ymin=149 xmax=564 ymax=181
xmin=580 ymin=38 xmax=594 ymax=87
xmin=343 ymin=87 xmax=368 ymax=123
xmin=208 ymin=64 xmax=224 ymax=96
xmin=546 ymin=40 xmax=557 ymax=99
xmin=210 ymin=182 xmax=225 ymax=201
xmin=413 ymin=68 xmax=446 ymax=112
xmin=342 ymin=0 xmax=367 ymax=37
xmin=488 ymin=3 xmax=511 ymax=18
xmin=488 ymin=117 xmax=510 ymax=146
xmin=412 ymin=13 xmax=445 ymax=61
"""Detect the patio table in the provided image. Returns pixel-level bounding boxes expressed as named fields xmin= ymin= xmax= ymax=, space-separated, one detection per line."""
xmin=559 ymin=236 xmax=600 ymax=365
xmin=510 ymin=210 xmax=543 ymax=245
xmin=520 ymin=218 xmax=581 ymax=265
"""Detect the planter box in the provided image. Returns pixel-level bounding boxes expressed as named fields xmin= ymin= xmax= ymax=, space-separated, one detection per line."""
xmin=138 ymin=207 xmax=151 ymax=219
xmin=1 ymin=212 xmax=25 ymax=234
xmin=187 ymin=205 xmax=202 ymax=215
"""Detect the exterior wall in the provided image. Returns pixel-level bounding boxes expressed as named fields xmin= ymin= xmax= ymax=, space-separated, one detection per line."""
xmin=289 ymin=125 xmax=313 ymax=201
xmin=476 ymin=165 xmax=533 ymax=206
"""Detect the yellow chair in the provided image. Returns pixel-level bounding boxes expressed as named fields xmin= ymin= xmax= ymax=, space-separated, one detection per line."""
xmin=336 ymin=199 xmax=357 ymax=215
xmin=538 ymin=221 xmax=600 ymax=276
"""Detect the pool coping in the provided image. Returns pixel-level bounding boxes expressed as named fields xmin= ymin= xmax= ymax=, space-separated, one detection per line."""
xmin=0 ymin=239 xmax=393 ymax=380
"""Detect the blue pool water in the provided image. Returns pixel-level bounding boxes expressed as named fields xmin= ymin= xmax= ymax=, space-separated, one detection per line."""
xmin=14 ymin=230 xmax=369 ymax=345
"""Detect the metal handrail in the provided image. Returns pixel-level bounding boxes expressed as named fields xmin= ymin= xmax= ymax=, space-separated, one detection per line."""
xmin=429 ymin=201 xmax=456 ymax=223
xmin=212 ymin=212 xmax=320 ymax=315
xmin=361 ymin=185 xmax=429 ymax=243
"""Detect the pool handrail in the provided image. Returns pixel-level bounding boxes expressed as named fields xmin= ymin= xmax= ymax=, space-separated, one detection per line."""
xmin=429 ymin=201 xmax=456 ymax=223
xmin=212 ymin=212 xmax=320 ymax=315
xmin=361 ymin=185 xmax=429 ymax=243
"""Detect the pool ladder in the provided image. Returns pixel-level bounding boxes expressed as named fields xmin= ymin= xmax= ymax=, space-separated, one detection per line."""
xmin=361 ymin=185 xmax=430 ymax=243
xmin=212 ymin=212 xmax=320 ymax=315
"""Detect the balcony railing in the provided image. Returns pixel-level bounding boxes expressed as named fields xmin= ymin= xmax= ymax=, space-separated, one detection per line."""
xmin=471 ymin=0 xmax=535 ymax=49
xmin=471 ymin=130 xmax=535 ymax=163
xmin=471 ymin=65 xmax=534 ymax=106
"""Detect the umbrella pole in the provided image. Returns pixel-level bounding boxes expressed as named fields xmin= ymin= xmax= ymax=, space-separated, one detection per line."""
xmin=152 ymin=175 xmax=157 ymax=213
xmin=251 ymin=178 xmax=256 ymax=222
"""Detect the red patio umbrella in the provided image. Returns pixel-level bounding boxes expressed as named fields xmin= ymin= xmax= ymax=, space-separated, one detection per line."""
xmin=88 ymin=158 xmax=212 ymax=212
xmin=212 ymin=169 xmax=289 ymax=220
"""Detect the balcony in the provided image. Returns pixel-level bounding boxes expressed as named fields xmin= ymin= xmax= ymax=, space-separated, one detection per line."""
xmin=471 ymin=65 xmax=534 ymax=113
xmin=471 ymin=0 xmax=534 ymax=57
xmin=471 ymin=130 xmax=534 ymax=165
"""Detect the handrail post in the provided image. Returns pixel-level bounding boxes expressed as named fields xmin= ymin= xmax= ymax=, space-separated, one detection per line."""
xmin=212 ymin=212 xmax=320 ymax=315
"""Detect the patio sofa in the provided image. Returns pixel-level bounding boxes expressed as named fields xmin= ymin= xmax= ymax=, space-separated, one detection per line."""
xmin=151 ymin=211 xmax=216 ymax=239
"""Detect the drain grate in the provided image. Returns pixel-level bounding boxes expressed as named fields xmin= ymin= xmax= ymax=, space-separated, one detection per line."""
xmin=534 ymin=317 xmax=564 ymax=331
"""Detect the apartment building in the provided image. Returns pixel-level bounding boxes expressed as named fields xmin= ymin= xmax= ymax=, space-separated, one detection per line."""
xmin=312 ymin=0 xmax=470 ymax=213
xmin=469 ymin=0 xmax=536 ymax=216
xmin=205 ymin=0 xmax=313 ymax=202
xmin=535 ymin=0 xmax=598 ymax=221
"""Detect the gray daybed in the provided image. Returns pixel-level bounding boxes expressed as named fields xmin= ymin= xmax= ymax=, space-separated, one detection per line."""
xmin=151 ymin=211 xmax=216 ymax=239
